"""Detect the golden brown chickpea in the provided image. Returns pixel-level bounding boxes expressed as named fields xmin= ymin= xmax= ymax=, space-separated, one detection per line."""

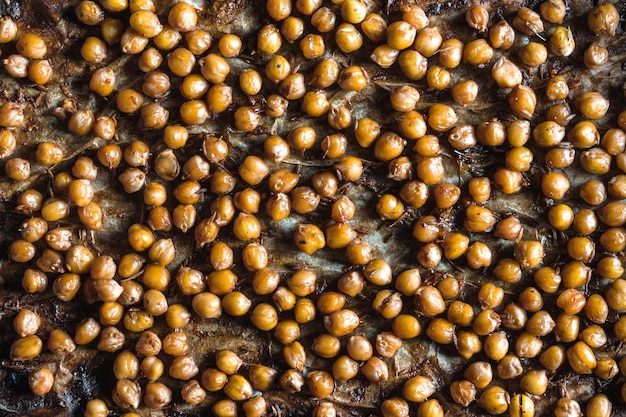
xmin=167 ymin=1 xmax=197 ymax=33
xmin=588 ymin=3 xmax=619 ymax=36
xmin=338 ymin=65 xmax=369 ymax=92
xmin=402 ymin=375 xmax=435 ymax=404
xmin=246 ymin=365 xmax=277 ymax=393
xmin=0 ymin=101 xmax=23 ymax=128
xmin=250 ymin=303 xmax=278 ymax=331
xmin=350 ymin=10 xmax=384 ymax=42
xmin=280 ymin=16 xmax=304 ymax=43
xmin=16 ymin=33 xmax=47 ymax=60
xmin=256 ymin=23 xmax=282 ymax=56
xmin=326 ymin=356 xmax=355 ymax=385
xmin=462 ymin=39 xmax=493 ymax=67
xmin=28 ymin=366 xmax=54 ymax=396
xmin=360 ymin=357 xmax=388 ymax=383
xmin=0 ymin=16 xmax=17 ymax=44
xmin=413 ymin=27 xmax=442 ymax=58
xmin=397 ymin=49 xmax=427 ymax=81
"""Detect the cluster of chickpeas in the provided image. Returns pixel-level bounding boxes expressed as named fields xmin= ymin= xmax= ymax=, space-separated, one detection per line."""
xmin=1 ymin=0 xmax=626 ymax=416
